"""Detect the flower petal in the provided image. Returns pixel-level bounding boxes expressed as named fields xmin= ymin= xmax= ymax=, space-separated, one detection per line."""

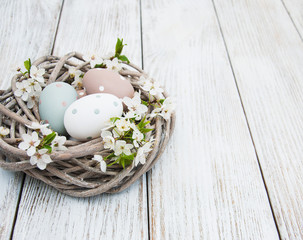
xmin=27 ymin=146 xmax=36 ymax=156
xmin=42 ymin=155 xmax=52 ymax=163
xmin=32 ymin=131 xmax=39 ymax=141
xmin=37 ymin=161 xmax=47 ymax=170
xmin=100 ymin=161 xmax=107 ymax=172
xmin=18 ymin=141 xmax=29 ymax=150
xmin=30 ymin=156 xmax=37 ymax=165
xmin=123 ymin=148 xmax=131 ymax=156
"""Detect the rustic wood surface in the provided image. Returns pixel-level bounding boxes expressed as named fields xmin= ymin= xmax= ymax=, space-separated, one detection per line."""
xmin=0 ymin=0 xmax=302 ymax=239
xmin=213 ymin=0 xmax=303 ymax=238
xmin=0 ymin=0 xmax=63 ymax=238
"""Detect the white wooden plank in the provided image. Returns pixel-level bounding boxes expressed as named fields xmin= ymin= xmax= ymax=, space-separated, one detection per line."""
xmin=213 ymin=0 xmax=303 ymax=238
xmin=0 ymin=0 xmax=63 ymax=239
xmin=281 ymin=0 xmax=303 ymax=38
xmin=141 ymin=0 xmax=279 ymax=239
xmin=12 ymin=0 xmax=149 ymax=239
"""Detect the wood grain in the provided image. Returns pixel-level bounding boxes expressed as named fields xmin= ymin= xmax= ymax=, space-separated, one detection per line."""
xmin=141 ymin=0 xmax=279 ymax=239
xmin=0 ymin=0 xmax=63 ymax=238
xmin=213 ymin=0 xmax=303 ymax=238
xmin=281 ymin=0 xmax=303 ymax=38
xmin=12 ymin=0 xmax=149 ymax=239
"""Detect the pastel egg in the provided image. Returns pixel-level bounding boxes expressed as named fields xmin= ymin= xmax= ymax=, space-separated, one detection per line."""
xmin=39 ymin=82 xmax=77 ymax=135
xmin=64 ymin=93 xmax=123 ymax=140
xmin=82 ymin=68 xmax=134 ymax=99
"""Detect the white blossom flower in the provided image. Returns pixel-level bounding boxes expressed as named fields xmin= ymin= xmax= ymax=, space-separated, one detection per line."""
xmin=18 ymin=131 xmax=40 ymax=156
xmin=142 ymin=80 xmax=164 ymax=96
xmin=105 ymin=58 xmax=122 ymax=72
xmin=114 ymin=140 xmax=133 ymax=156
xmin=123 ymin=91 xmax=148 ymax=120
xmin=149 ymin=107 xmax=162 ymax=119
xmin=27 ymin=78 xmax=42 ymax=92
xmin=103 ymin=52 xmax=114 ymax=60
xmin=112 ymin=127 xmax=124 ymax=138
xmin=69 ymin=67 xmax=82 ymax=79
xmin=83 ymin=53 xmax=103 ymax=68
xmin=0 ymin=126 xmax=9 ymax=137
xmin=138 ymin=76 xmax=152 ymax=87
xmin=92 ymin=155 xmax=107 ymax=172
xmin=14 ymin=81 xmax=31 ymax=101
xmin=52 ymin=135 xmax=67 ymax=151
xmin=69 ymin=67 xmax=83 ymax=89
xmin=159 ymin=97 xmax=175 ymax=120
xmin=27 ymin=91 xmax=40 ymax=109
xmin=71 ymin=76 xmax=83 ymax=89
xmin=134 ymin=141 xmax=153 ymax=166
xmin=40 ymin=127 xmax=53 ymax=136
xmin=115 ymin=118 xmax=131 ymax=132
xmin=30 ymin=65 xmax=45 ymax=83
xmin=30 ymin=148 xmax=52 ymax=170
xmin=132 ymin=130 xmax=144 ymax=148
xmin=101 ymin=130 xmax=115 ymax=150
xmin=26 ymin=122 xmax=52 ymax=136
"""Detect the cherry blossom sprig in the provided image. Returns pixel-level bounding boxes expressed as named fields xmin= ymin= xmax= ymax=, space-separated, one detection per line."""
xmin=83 ymin=38 xmax=129 ymax=72
xmin=137 ymin=76 xmax=175 ymax=120
xmin=15 ymin=59 xmax=46 ymax=109
xmin=97 ymin=112 xmax=154 ymax=171
xmin=97 ymin=86 xmax=174 ymax=171
xmin=18 ymin=123 xmax=67 ymax=170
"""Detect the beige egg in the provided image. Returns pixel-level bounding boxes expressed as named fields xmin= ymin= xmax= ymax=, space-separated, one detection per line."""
xmin=82 ymin=68 xmax=134 ymax=99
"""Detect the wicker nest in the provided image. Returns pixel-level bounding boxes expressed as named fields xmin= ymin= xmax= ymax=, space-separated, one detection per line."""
xmin=0 ymin=52 xmax=175 ymax=197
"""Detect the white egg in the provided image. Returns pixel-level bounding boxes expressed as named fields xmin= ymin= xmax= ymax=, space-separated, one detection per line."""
xmin=64 ymin=93 xmax=123 ymax=140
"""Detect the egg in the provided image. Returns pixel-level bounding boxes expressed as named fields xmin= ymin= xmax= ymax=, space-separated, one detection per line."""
xmin=64 ymin=93 xmax=123 ymax=140
xmin=39 ymin=82 xmax=78 ymax=135
xmin=82 ymin=68 xmax=134 ymax=99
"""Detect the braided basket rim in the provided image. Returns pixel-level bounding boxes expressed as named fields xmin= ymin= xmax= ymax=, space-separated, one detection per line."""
xmin=0 ymin=52 xmax=175 ymax=197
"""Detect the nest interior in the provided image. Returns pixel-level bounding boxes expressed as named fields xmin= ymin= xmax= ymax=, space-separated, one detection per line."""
xmin=0 ymin=52 xmax=175 ymax=197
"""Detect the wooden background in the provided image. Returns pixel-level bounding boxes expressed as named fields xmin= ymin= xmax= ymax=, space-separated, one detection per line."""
xmin=1 ymin=0 xmax=303 ymax=239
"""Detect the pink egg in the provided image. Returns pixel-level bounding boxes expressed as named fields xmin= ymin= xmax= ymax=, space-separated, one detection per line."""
xmin=82 ymin=69 xmax=134 ymax=99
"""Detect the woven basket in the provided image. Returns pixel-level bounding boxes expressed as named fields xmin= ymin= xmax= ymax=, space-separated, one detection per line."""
xmin=0 ymin=52 xmax=175 ymax=197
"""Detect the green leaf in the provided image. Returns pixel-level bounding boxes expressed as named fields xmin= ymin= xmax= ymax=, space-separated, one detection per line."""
xmin=104 ymin=152 xmax=115 ymax=160
xmin=110 ymin=117 xmax=120 ymax=123
xmin=159 ymin=99 xmax=165 ymax=104
xmin=107 ymin=157 xmax=120 ymax=167
xmin=137 ymin=115 xmax=147 ymax=129
xmin=24 ymin=58 xmax=31 ymax=72
xmin=94 ymin=63 xmax=106 ymax=68
xmin=141 ymin=100 xmax=148 ymax=106
xmin=140 ymin=128 xmax=154 ymax=133
xmin=118 ymin=55 xmax=130 ymax=63
xmin=42 ymin=145 xmax=52 ymax=153
xmin=118 ymin=153 xmax=135 ymax=168
xmin=120 ymin=157 xmax=125 ymax=168
xmin=43 ymin=132 xmax=56 ymax=145
xmin=115 ymin=38 xmax=125 ymax=56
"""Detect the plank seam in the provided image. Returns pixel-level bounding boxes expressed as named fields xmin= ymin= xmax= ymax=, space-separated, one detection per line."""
xmin=211 ymin=0 xmax=282 ymax=238
xmin=50 ymin=0 xmax=66 ymax=55
xmin=280 ymin=0 xmax=303 ymax=42
xmin=9 ymin=174 xmax=25 ymax=240
xmin=139 ymin=1 xmax=151 ymax=239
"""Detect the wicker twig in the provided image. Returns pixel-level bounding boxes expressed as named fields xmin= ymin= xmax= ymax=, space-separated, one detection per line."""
xmin=0 ymin=52 xmax=175 ymax=197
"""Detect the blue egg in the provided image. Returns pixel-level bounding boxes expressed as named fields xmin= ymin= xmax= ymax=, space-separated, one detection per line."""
xmin=39 ymin=82 xmax=77 ymax=135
